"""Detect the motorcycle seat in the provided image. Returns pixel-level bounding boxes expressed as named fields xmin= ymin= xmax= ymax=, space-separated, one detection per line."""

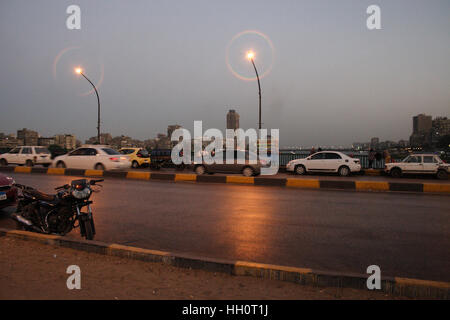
xmin=24 ymin=189 xmax=56 ymax=202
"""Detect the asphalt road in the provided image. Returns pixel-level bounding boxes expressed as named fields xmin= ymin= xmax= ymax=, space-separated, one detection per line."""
xmin=1 ymin=173 xmax=449 ymax=282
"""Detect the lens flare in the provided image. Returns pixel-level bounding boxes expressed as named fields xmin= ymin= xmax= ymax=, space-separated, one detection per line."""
xmin=226 ymin=30 xmax=275 ymax=81
xmin=52 ymin=46 xmax=104 ymax=96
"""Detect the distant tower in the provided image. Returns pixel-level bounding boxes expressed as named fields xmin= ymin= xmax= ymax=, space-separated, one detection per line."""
xmin=226 ymin=110 xmax=240 ymax=130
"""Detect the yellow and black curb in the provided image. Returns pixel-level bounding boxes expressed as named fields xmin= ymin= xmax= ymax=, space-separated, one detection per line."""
xmin=0 ymin=227 xmax=448 ymax=299
xmin=1 ymin=166 xmax=449 ymax=194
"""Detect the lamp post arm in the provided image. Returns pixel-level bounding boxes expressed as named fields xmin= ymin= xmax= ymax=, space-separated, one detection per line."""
xmin=81 ymin=72 xmax=101 ymax=144
xmin=251 ymin=59 xmax=262 ymax=130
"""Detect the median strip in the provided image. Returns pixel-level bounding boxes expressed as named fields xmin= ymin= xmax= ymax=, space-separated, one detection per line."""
xmin=0 ymin=227 xmax=447 ymax=299
xmin=1 ymin=167 xmax=449 ymax=195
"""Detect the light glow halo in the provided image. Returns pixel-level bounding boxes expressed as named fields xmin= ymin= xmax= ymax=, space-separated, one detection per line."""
xmin=52 ymin=46 xmax=104 ymax=96
xmin=226 ymin=30 xmax=275 ymax=81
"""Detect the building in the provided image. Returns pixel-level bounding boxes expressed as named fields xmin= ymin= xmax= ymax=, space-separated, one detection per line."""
xmin=55 ymin=134 xmax=77 ymax=150
xmin=432 ymin=117 xmax=450 ymax=144
xmin=413 ymin=114 xmax=432 ymax=134
xmin=410 ymin=114 xmax=433 ymax=147
xmin=226 ymin=109 xmax=240 ymax=130
xmin=37 ymin=137 xmax=55 ymax=147
xmin=17 ymin=128 xmax=39 ymax=146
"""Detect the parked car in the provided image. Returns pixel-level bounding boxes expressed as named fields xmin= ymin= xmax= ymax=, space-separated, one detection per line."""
xmin=52 ymin=145 xmax=130 ymax=170
xmin=0 ymin=146 xmax=52 ymax=167
xmin=286 ymin=151 xmax=361 ymax=176
xmin=150 ymin=149 xmax=183 ymax=170
xmin=193 ymin=150 xmax=268 ymax=177
xmin=385 ymin=154 xmax=449 ymax=180
xmin=0 ymin=173 xmax=17 ymax=209
xmin=119 ymin=148 xmax=150 ymax=168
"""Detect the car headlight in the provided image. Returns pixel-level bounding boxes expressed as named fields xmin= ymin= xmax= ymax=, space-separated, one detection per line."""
xmin=72 ymin=187 xmax=91 ymax=199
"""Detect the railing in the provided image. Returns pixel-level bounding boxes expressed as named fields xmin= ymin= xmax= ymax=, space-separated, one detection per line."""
xmin=278 ymin=151 xmax=385 ymax=169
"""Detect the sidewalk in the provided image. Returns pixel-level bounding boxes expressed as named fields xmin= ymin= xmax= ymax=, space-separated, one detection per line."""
xmin=0 ymin=237 xmax=408 ymax=300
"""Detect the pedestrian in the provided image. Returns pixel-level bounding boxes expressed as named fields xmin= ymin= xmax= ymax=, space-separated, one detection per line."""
xmin=309 ymin=147 xmax=316 ymax=156
xmin=368 ymin=148 xmax=376 ymax=169
xmin=318 ymin=147 xmax=322 ymax=152
xmin=383 ymin=150 xmax=391 ymax=165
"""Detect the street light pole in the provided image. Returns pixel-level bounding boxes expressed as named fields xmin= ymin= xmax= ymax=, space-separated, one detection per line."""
xmin=247 ymin=52 xmax=262 ymax=130
xmin=76 ymin=68 xmax=101 ymax=144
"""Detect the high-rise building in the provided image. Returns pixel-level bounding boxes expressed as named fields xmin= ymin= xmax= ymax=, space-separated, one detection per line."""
xmin=226 ymin=110 xmax=240 ymax=130
xmin=410 ymin=114 xmax=433 ymax=147
xmin=17 ymin=128 xmax=39 ymax=146
xmin=413 ymin=114 xmax=432 ymax=134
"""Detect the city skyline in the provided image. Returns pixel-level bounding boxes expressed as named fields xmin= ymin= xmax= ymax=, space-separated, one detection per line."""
xmin=1 ymin=1 xmax=449 ymax=146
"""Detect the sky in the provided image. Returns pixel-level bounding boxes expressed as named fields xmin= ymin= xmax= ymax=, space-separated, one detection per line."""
xmin=0 ymin=0 xmax=449 ymax=147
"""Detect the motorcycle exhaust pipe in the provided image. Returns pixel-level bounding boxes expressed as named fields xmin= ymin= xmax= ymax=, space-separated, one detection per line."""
xmin=10 ymin=214 xmax=42 ymax=233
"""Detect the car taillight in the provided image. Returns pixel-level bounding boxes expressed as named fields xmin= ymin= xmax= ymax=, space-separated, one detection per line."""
xmin=109 ymin=157 xmax=119 ymax=162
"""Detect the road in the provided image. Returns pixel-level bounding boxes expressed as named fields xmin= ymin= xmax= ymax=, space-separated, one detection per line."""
xmin=1 ymin=173 xmax=449 ymax=282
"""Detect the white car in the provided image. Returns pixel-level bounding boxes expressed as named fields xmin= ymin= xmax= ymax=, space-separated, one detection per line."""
xmin=385 ymin=154 xmax=449 ymax=180
xmin=286 ymin=151 xmax=361 ymax=176
xmin=0 ymin=146 xmax=52 ymax=167
xmin=52 ymin=145 xmax=130 ymax=171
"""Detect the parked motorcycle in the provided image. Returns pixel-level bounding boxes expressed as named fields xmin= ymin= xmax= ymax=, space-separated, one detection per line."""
xmin=11 ymin=178 xmax=103 ymax=240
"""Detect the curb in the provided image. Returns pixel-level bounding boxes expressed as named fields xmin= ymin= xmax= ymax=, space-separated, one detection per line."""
xmin=1 ymin=166 xmax=449 ymax=195
xmin=0 ymin=227 xmax=448 ymax=299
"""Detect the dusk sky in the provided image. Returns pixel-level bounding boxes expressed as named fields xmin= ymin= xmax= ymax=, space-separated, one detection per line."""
xmin=0 ymin=0 xmax=449 ymax=147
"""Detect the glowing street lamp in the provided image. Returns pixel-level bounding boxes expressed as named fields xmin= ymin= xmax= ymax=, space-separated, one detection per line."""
xmin=246 ymin=51 xmax=262 ymax=130
xmin=74 ymin=67 xmax=101 ymax=144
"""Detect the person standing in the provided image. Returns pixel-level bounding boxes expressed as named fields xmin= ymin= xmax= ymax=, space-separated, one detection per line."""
xmin=368 ymin=148 xmax=376 ymax=169
xmin=309 ymin=147 xmax=316 ymax=156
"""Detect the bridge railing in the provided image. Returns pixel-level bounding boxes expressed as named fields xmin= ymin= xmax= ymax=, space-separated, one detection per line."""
xmin=278 ymin=151 xmax=385 ymax=169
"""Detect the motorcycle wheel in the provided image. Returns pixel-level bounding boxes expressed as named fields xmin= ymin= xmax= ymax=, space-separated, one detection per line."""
xmin=83 ymin=220 xmax=94 ymax=240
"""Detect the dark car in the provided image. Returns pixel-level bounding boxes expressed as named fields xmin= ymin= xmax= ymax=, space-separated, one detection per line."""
xmin=0 ymin=173 xmax=17 ymax=209
xmin=193 ymin=150 xmax=268 ymax=177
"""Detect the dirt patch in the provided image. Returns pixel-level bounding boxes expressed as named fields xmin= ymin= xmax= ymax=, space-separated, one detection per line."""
xmin=0 ymin=237 xmax=408 ymax=300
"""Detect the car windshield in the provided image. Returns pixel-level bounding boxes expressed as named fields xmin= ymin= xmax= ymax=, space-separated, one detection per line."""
xmin=35 ymin=147 xmax=50 ymax=154
xmin=102 ymin=148 xmax=120 ymax=155
xmin=120 ymin=149 xmax=134 ymax=155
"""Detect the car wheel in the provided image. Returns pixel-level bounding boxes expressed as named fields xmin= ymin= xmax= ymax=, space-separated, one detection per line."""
xmin=131 ymin=161 xmax=139 ymax=169
xmin=338 ymin=166 xmax=350 ymax=177
xmin=25 ymin=160 xmax=34 ymax=167
xmin=242 ymin=167 xmax=254 ymax=177
xmin=294 ymin=165 xmax=306 ymax=175
xmin=95 ymin=163 xmax=105 ymax=171
xmin=390 ymin=167 xmax=402 ymax=178
xmin=436 ymin=170 xmax=448 ymax=180
xmin=0 ymin=159 xmax=7 ymax=167
xmin=195 ymin=165 xmax=206 ymax=175
xmin=56 ymin=161 xmax=66 ymax=168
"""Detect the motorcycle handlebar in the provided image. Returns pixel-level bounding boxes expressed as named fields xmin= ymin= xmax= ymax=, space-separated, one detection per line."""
xmin=55 ymin=184 xmax=70 ymax=190
xmin=89 ymin=179 xmax=104 ymax=185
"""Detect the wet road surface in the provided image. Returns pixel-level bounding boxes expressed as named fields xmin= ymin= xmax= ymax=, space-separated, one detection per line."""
xmin=1 ymin=173 xmax=449 ymax=282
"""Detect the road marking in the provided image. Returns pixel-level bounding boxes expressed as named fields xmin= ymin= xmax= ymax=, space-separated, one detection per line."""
xmin=286 ymin=179 xmax=320 ymax=189
xmin=355 ymin=181 xmax=389 ymax=191
xmin=174 ymin=174 xmax=197 ymax=182
xmin=84 ymin=170 xmax=103 ymax=177
xmin=226 ymin=176 xmax=254 ymax=184
xmin=47 ymin=168 xmax=65 ymax=175
xmin=126 ymin=172 xmax=151 ymax=180
xmin=395 ymin=277 xmax=450 ymax=289
xmin=423 ymin=183 xmax=450 ymax=194
xmin=14 ymin=166 xmax=32 ymax=173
